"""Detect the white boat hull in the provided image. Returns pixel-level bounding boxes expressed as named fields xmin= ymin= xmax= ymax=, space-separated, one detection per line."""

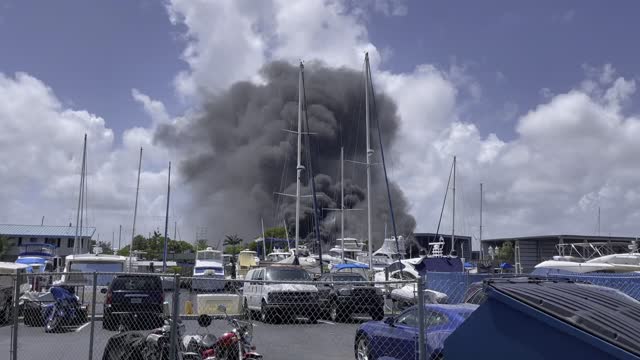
xmin=534 ymin=260 xmax=613 ymax=273
xmin=191 ymin=275 xmax=226 ymax=292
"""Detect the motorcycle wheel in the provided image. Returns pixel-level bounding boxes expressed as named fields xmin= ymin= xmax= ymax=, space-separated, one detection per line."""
xmin=45 ymin=315 xmax=61 ymax=333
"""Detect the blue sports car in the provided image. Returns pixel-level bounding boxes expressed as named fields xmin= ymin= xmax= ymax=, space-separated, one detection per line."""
xmin=354 ymin=303 xmax=478 ymax=360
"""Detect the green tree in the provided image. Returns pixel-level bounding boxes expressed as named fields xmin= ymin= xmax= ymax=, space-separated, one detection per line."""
xmin=263 ymin=227 xmax=288 ymax=239
xmin=497 ymin=241 xmax=514 ymax=262
xmin=117 ymin=245 xmax=130 ymax=257
xmin=196 ymin=239 xmax=209 ymax=250
xmin=97 ymin=241 xmax=114 ymax=255
xmin=224 ymin=245 xmax=243 ymax=256
xmin=224 ymin=234 xmax=243 ymax=247
xmin=248 ymin=241 xmax=258 ymax=252
xmin=116 ymin=232 xmax=195 ymax=259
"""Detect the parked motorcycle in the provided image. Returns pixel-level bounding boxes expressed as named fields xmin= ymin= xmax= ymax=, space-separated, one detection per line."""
xmin=184 ymin=305 xmax=262 ymax=360
xmin=102 ymin=316 xmax=199 ymax=360
xmin=43 ymin=286 xmax=87 ymax=333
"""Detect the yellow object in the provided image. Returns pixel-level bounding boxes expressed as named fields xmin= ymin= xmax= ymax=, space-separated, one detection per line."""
xmin=185 ymin=300 xmax=193 ymax=315
xmin=239 ymin=250 xmax=257 ymax=268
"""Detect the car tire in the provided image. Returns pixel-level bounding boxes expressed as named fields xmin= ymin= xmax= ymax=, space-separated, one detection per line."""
xmin=370 ymin=307 xmax=384 ymax=321
xmin=355 ymin=335 xmax=371 ymax=360
xmin=329 ymin=301 xmax=345 ymax=323
xmin=244 ymin=299 xmax=253 ymax=320
xmin=260 ymin=301 xmax=273 ymax=324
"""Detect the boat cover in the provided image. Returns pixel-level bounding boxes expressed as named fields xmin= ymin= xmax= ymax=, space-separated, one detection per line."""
xmin=332 ymin=263 xmax=369 ymax=270
xmin=444 ymin=277 xmax=640 ymax=359
xmin=414 ymin=257 xmax=463 ymax=273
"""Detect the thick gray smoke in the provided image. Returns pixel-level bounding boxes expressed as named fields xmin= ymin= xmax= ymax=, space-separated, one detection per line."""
xmin=155 ymin=61 xmax=415 ymax=249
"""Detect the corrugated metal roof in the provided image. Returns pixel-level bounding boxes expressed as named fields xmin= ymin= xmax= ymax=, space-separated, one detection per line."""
xmin=0 ymin=224 xmax=95 ymax=238
xmin=481 ymin=234 xmax=638 ymax=243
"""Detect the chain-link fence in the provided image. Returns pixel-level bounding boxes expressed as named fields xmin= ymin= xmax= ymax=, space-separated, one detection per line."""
xmin=3 ymin=270 xmax=434 ymax=360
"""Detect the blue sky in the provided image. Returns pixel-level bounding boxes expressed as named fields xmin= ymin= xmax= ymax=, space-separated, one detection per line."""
xmin=2 ymin=1 xmax=638 ymax=141
xmin=2 ymin=0 xmax=640 ymax=242
xmin=0 ymin=0 xmax=184 ymax=141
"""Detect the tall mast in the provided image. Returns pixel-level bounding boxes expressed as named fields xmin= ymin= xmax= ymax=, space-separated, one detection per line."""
xmin=162 ymin=161 xmax=171 ymax=272
xmin=479 ymin=183 xmax=483 ymax=259
xmin=74 ymin=134 xmax=87 ymax=255
xmin=130 ymin=147 xmax=142 ymax=268
xmin=451 ymin=156 xmax=456 ymax=256
xmin=340 ymin=146 xmax=345 ymax=261
xmin=261 ymin=218 xmax=267 ymax=260
xmin=365 ymin=53 xmax=373 ymax=270
xmin=295 ymin=62 xmax=304 ymax=252
xmin=283 ymin=220 xmax=290 ymax=251
xmin=598 ymin=207 xmax=601 ymax=236
xmin=118 ymin=224 xmax=122 ymax=251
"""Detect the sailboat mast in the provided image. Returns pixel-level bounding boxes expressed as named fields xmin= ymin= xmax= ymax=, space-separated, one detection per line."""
xmin=341 ymin=146 xmax=345 ymax=261
xmin=74 ymin=134 xmax=87 ymax=255
xmin=130 ymin=147 xmax=142 ymax=268
xmin=598 ymin=207 xmax=601 ymax=236
xmin=162 ymin=161 xmax=171 ymax=272
xmin=261 ymin=218 xmax=267 ymax=260
xmin=283 ymin=219 xmax=290 ymax=251
xmin=479 ymin=182 xmax=483 ymax=259
xmin=451 ymin=156 xmax=456 ymax=255
xmin=295 ymin=63 xmax=304 ymax=252
xmin=365 ymin=53 xmax=373 ymax=270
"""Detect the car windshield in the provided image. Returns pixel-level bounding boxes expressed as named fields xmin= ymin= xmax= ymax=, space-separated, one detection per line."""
xmin=194 ymin=266 xmax=223 ymax=274
xmin=333 ymin=275 xmax=366 ymax=282
xmin=267 ymin=268 xmax=311 ymax=281
xmin=67 ymin=262 xmax=124 ymax=286
xmin=112 ymin=276 xmax=160 ymax=291
xmin=197 ymin=250 xmax=222 ymax=261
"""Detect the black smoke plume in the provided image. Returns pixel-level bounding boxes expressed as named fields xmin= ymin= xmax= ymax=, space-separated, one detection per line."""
xmin=155 ymin=61 xmax=416 ymax=249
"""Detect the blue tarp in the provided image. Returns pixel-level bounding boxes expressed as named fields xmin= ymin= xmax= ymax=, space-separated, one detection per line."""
xmin=415 ymin=257 xmax=464 ymax=274
xmin=16 ymin=258 xmax=46 ymax=265
xmin=500 ymin=262 xmax=513 ymax=269
xmin=333 ymin=263 xmax=369 ymax=270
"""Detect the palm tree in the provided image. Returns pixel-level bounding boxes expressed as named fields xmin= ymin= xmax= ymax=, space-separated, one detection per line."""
xmin=224 ymin=234 xmax=243 ymax=247
xmin=196 ymin=239 xmax=208 ymax=251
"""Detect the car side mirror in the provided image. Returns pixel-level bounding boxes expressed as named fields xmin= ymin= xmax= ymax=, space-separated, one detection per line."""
xmin=100 ymin=288 xmax=108 ymax=294
xmin=384 ymin=317 xmax=395 ymax=326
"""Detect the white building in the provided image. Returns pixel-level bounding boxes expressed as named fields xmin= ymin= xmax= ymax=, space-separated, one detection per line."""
xmin=0 ymin=224 xmax=95 ymax=260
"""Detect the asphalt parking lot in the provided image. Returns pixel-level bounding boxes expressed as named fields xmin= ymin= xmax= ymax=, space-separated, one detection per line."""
xmin=1 ymin=288 xmax=399 ymax=359
xmin=0 ymin=316 xmax=362 ymax=360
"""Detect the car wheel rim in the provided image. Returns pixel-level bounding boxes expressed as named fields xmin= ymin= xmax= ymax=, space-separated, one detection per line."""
xmin=357 ymin=338 xmax=368 ymax=360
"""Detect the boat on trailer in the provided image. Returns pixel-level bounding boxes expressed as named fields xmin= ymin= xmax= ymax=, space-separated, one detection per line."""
xmin=191 ymin=247 xmax=226 ymax=292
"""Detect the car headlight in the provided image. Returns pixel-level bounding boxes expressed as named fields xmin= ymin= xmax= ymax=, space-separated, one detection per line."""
xmin=338 ymin=288 xmax=352 ymax=296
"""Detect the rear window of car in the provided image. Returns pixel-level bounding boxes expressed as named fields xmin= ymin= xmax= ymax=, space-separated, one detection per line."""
xmin=333 ymin=275 xmax=366 ymax=282
xmin=112 ymin=276 xmax=161 ymax=291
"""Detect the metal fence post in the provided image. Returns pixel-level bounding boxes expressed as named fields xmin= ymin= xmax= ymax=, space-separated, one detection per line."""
xmin=169 ymin=274 xmax=180 ymax=360
xmin=417 ymin=277 xmax=426 ymax=360
xmin=11 ymin=273 xmax=21 ymax=360
xmin=88 ymin=272 xmax=98 ymax=360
